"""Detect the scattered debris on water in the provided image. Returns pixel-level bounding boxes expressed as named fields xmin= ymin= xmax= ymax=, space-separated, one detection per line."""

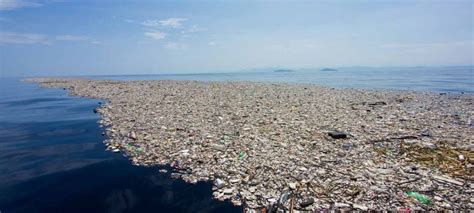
xmin=28 ymin=78 xmax=474 ymax=211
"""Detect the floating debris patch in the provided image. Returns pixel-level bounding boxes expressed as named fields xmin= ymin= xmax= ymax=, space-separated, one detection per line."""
xmin=27 ymin=78 xmax=474 ymax=211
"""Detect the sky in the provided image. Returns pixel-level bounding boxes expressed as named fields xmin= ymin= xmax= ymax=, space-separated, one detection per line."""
xmin=0 ymin=0 xmax=473 ymax=77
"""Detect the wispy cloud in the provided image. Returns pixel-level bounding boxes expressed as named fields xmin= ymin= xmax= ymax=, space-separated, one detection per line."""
xmin=144 ymin=31 xmax=166 ymax=40
xmin=164 ymin=42 xmax=187 ymax=50
xmin=180 ymin=25 xmax=207 ymax=39
xmin=183 ymin=25 xmax=206 ymax=33
xmin=142 ymin=20 xmax=159 ymax=27
xmin=208 ymin=41 xmax=217 ymax=46
xmin=55 ymin=34 xmax=101 ymax=44
xmin=124 ymin=19 xmax=135 ymax=23
xmin=0 ymin=32 xmax=102 ymax=45
xmin=159 ymin=18 xmax=187 ymax=28
xmin=380 ymin=40 xmax=473 ymax=49
xmin=56 ymin=35 xmax=89 ymax=41
xmin=0 ymin=31 xmax=49 ymax=44
xmin=142 ymin=18 xmax=187 ymax=28
xmin=141 ymin=18 xmax=205 ymax=43
xmin=0 ymin=0 xmax=41 ymax=11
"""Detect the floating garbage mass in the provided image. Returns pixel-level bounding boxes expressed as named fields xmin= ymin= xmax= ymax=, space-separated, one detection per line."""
xmin=28 ymin=78 xmax=473 ymax=211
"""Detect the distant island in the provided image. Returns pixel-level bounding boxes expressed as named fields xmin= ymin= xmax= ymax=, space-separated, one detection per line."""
xmin=274 ymin=69 xmax=295 ymax=72
xmin=320 ymin=68 xmax=338 ymax=71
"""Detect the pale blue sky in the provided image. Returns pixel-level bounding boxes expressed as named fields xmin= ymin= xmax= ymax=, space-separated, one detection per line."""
xmin=0 ymin=0 xmax=473 ymax=77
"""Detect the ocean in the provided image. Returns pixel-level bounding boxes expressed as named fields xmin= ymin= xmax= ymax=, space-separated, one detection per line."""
xmin=0 ymin=78 xmax=240 ymax=212
xmin=0 ymin=66 xmax=472 ymax=212
xmin=94 ymin=66 xmax=473 ymax=94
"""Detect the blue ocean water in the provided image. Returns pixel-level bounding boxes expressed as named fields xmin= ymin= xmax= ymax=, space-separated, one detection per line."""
xmin=95 ymin=66 xmax=473 ymax=94
xmin=0 ymin=66 xmax=472 ymax=212
xmin=0 ymin=79 xmax=240 ymax=213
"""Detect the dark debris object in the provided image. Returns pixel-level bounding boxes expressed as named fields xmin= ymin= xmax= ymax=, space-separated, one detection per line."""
xmin=328 ymin=131 xmax=348 ymax=139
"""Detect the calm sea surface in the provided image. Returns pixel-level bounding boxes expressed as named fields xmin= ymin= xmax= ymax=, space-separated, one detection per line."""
xmin=0 ymin=67 xmax=472 ymax=212
xmin=0 ymin=78 xmax=240 ymax=213
xmin=96 ymin=67 xmax=473 ymax=94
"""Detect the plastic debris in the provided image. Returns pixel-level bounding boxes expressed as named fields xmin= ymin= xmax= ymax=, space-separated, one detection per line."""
xmin=130 ymin=131 xmax=137 ymax=140
xmin=432 ymin=175 xmax=464 ymax=186
xmin=353 ymin=203 xmax=368 ymax=211
xmin=214 ymin=178 xmax=226 ymax=188
xmin=212 ymin=144 xmax=226 ymax=151
xmin=288 ymin=182 xmax=297 ymax=190
xmin=406 ymin=192 xmax=432 ymax=205
xmin=223 ymin=188 xmax=233 ymax=194
xmin=30 ymin=78 xmax=474 ymax=211
xmin=170 ymin=161 xmax=179 ymax=169
xmin=277 ymin=191 xmax=290 ymax=207
xmin=300 ymin=197 xmax=314 ymax=208
xmin=238 ymin=151 xmax=246 ymax=160
xmin=328 ymin=131 xmax=348 ymax=139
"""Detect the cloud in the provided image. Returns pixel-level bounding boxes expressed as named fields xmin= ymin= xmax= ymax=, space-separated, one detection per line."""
xmin=124 ymin=19 xmax=135 ymax=23
xmin=142 ymin=20 xmax=160 ymax=27
xmin=181 ymin=25 xmax=207 ymax=34
xmin=164 ymin=42 xmax=187 ymax=50
xmin=0 ymin=0 xmax=41 ymax=11
xmin=55 ymin=34 xmax=101 ymax=44
xmin=0 ymin=32 xmax=101 ymax=45
xmin=380 ymin=40 xmax=473 ymax=49
xmin=180 ymin=25 xmax=207 ymax=39
xmin=56 ymin=35 xmax=89 ymax=41
xmin=0 ymin=31 xmax=49 ymax=44
xmin=159 ymin=18 xmax=187 ymax=28
xmin=142 ymin=18 xmax=187 ymax=28
xmin=208 ymin=41 xmax=217 ymax=46
xmin=144 ymin=31 xmax=166 ymax=40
